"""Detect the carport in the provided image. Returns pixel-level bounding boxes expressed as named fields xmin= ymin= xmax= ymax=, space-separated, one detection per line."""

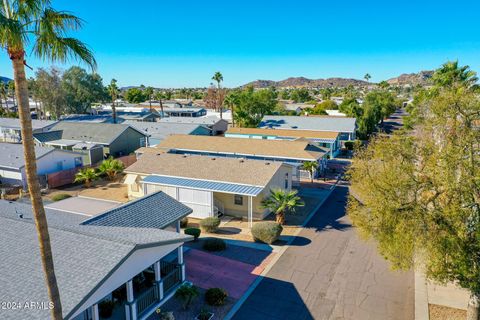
xmin=142 ymin=175 xmax=264 ymax=227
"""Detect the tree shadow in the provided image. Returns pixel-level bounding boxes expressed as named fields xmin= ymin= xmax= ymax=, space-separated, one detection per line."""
xmin=232 ymin=277 xmax=314 ymax=320
xmin=276 ymin=236 xmax=312 ymax=246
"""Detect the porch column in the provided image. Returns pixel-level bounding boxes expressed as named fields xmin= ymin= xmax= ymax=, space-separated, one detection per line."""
xmin=178 ymin=245 xmax=186 ymax=281
xmin=154 ymin=261 xmax=164 ymax=300
xmin=124 ymin=279 xmax=137 ymax=320
xmin=176 ymin=220 xmax=180 ymax=233
xmin=248 ymin=196 xmax=253 ymax=228
xmin=92 ymin=304 xmax=99 ymax=320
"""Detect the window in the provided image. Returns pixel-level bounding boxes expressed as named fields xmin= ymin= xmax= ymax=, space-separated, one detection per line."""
xmin=74 ymin=157 xmax=83 ymax=167
xmin=139 ymin=137 xmax=146 ymax=147
xmin=285 ymin=173 xmax=289 ymax=189
xmin=234 ymin=195 xmax=243 ymax=206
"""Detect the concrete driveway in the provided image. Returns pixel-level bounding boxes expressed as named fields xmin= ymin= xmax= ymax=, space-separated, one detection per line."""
xmin=232 ymin=185 xmax=414 ymax=320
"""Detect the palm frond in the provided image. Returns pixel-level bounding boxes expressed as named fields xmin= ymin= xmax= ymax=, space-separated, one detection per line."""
xmin=13 ymin=0 xmax=46 ymax=21
xmin=0 ymin=11 xmax=26 ymax=50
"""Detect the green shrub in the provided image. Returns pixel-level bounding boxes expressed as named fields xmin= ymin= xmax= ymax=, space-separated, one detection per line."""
xmin=251 ymin=222 xmax=283 ymax=244
xmin=185 ymin=227 xmax=201 ymax=240
xmin=180 ymin=217 xmax=189 ymax=228
xmin=344 ymin=141 xmax=354 ymax=150
xmin=205 ymin=288 xmax=228 ymax=306
xmin=51 ymin=193 xmax=72 ymax=202
xmin=199 ymin=217 xmax=221 ymax=233
xmin=202 ymin=238 xmax=226 ymax=252
xmin=175 ymin=283 xmax=199 ymax=310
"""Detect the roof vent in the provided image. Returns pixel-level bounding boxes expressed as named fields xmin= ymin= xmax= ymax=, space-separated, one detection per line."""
xmin=211 ymin=157 xmax=216 ymax=160
xmin=265 ymin=162 xmax=270 ymax=165
xmin=183 ymin=155 xmax=187 ymax=158
xmin=239 ymin=159 xmax=245 ymax=163
xmin=18 ymin=213 xmax=23 ymax=219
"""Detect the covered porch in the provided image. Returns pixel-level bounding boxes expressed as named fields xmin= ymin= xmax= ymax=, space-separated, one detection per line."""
xmin=142 ymin=175 xmax=265 ymax=228
xmin=79 ymin=244 xmax=186 ymax=320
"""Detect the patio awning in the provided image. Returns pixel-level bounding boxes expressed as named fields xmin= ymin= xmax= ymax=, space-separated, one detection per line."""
xmin=142 ymin=175 xmax=264 ymax=196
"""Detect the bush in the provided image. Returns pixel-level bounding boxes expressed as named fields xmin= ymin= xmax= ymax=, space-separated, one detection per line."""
xmin=202 ymin=238 xmax=226 ymax=252
xmin=199 ymin=217 xmax=221 ymax=233
xmin=344 ymin=141 xmax=354 ymax=150
xmin=251 ymin=222 xmax=283 ymax=244
xmin=98 ymin=300 xmax=115 ymax=318
xmin=180 ymin=217 xmax=189 ymax=228
xmin=205 ymin=288 xmax=228 ymax=306
xmin=51 ymin=193 xmax=72 ymax=202
xmin=185 ymin=227 xmax=201 ymax=240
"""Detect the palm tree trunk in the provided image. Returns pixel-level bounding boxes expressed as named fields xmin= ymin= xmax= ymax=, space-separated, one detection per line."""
xmin=112 ymin=100 xmax=117 ymax=124
xmin=231 ymin=104 xmax=235 ymax=127
xmin=276 ymin=211 xmax=285 ymax=225
xmin=467 ymin=293 xmax=480 ymax=320
xmin=10 ymin=52 xmax=63 ymax=320
xmin=160 ymin=99 xmax=164 ymax=119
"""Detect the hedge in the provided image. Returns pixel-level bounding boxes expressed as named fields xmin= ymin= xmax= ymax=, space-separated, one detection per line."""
xmin=251 ymin=222 xmax=283 ymax=244
xmin=199 ymin=217 xmax=221 ymax=233
xmin=184 ymin=227 xmax=201 ymax=240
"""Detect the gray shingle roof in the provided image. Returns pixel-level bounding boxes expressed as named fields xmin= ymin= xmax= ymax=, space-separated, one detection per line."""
xmin=0 ymin=143 xmax=54 ymax=169
xmin=82 ymin=191 xmax=192 ymax=229
xmin=124 ymin=121 xmax=210 ymax=140
xmin=0 ymin=193 xmax=192 ymax=320
xmin=159 ymin=116 xmax=225 ymax=125
xmin=259 ymin=115 xmax=356 ymax=133
xmin=42 ymin=122 xmax=147 ymax=145
xmin=0 ymin=117 xmax=57 ymax=130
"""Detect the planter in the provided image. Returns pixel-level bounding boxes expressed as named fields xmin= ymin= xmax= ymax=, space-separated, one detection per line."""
xmin=195 ymin=312 xmax=214 ymax=320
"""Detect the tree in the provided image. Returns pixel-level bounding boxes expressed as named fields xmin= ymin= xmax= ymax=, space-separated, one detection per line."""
xmin=1 ymin=1 xmax=96 ymax=318
xmin=261 ymin=189 xmax=304 ymax=225
xmin=175 ymin=284 xmax=199 ymax=310
xmin=320 ymin=87 xmax=333 ymax=100
xmin=124 ymin=87 xmax=147 ymax=103
xmin=432 ymin=60 xmax=478 ymax=88
xmin=212 ymin=72 xmax=224 ymax=119
xmin=290 ymin=88 xmax=311 ymax=103
xmin=8 ymin=80 xmax=15 ymax=105
xmin=154 ymin=91 xmax=165 ymax=118
xmin=35 ymin=67 xmax=66 ymax=119
xmin=364 ymin=73 xmax=371 ymax=82
xmin=62 ymin=66 xmax=106 ymax=114
xmin=233 ymin=86 xmax=277 ymax=127
xmin=27 ymin=77 xmax=42 ymax=119
xmin=144 ymin=86 xmax=154 ymax=111
xmin=302 ymin=161 xmax=319 ymax=183
xmin=107 ymin=79 xmax=119 ymax=123
xmin=98 ymin=157 xmax=124 ymax=181
xmin=348 ymin=81 xmax=480 ymax=319
xmin=339 ymin=98 xmax=362 ymax=118
xmin=74 ymin=168 xmax=98 ymax=188
xmin=224 ymin=91 xmax=237 ymax=127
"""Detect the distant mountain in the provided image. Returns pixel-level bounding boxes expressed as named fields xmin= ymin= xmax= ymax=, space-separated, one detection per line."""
xmin=386 ymin=71 xmax=434 ymax=86
xmin=242 ymin=77 xmax=369 ymax=89
xmin=0 ymin=76 xmax=12 ymax=84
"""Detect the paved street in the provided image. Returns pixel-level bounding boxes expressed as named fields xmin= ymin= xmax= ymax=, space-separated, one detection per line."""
xmin=232 ymin=185 xmax=414 ymax=320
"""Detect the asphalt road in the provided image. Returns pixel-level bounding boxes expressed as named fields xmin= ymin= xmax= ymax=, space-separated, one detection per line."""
xmin=232 ymin=185 xmax=414 ymax=320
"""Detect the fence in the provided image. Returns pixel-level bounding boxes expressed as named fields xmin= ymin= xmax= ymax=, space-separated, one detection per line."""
xmin=46 ymin=167 xmax=82 ymax=189
xmin=117 ymin=154 xmax=137 ymax=168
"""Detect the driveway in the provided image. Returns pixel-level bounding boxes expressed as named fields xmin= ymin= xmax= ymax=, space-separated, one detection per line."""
xmin=232 ymin=185 xmax=414 ymax=320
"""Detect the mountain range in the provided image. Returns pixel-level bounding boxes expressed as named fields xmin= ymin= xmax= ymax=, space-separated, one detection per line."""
xmin=242 ymin=71 xmax=434 ymax=89
xmin=0 ymin=76 xmax=12 ymax=84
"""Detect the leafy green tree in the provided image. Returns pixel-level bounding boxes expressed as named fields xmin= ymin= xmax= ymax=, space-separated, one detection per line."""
xmin=1 ymin=1 xmax=96 ymax=318
xmin=348 ymin=82 xmax=480 ymax=319
xmin=233 ymin=86 xmax=277 ymax=127
xmin=339 ymin=97 xmax=362 ymax=118
xmin=290 ymin=88 xmax=311 ymax=103
xmin=124 ymin=87 xmax=147 ymax=103
xmin=35 ymin=67 xmax=66 ymax=119
xmin=107 ymin=79 xmax=119 ymax=123
xmin=261 ymin=189 xmax=304 ymax=225
xmin=62 ymin=66 xmax=106 ymax=114
xmin=74 ymin=168 xmax=98 ymax=187
xmin=320 ymin=87 xmax=333 ymax=100
xmin=377 ymin=80 xmax=390 ymax=89
xmin=302 ymin=161 xmax=319 ymax=183
xmin=280 ymin=89 xmax=290 ymax=100
xmin=98 ymin=157 xmax=124 ymax=181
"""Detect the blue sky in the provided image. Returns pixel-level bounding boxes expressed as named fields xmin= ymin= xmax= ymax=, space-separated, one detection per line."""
xmin=1 ymin=0 xmax=479 ymax=87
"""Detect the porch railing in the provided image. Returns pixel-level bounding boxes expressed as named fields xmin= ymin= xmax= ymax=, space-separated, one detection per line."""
xmin=136 ymin=284 xmax=158 ymax=316
xmin=160 ymin=260 xmax=177 ymax=276
xmin=163 ymin=266 xmax=182 ymax=294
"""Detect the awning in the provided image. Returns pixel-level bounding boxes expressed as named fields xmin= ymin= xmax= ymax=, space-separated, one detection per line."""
xmin=124 ymin=174 xmax=138 ymax=185
xmin=142 ymin=175 xmax=264 ymax=196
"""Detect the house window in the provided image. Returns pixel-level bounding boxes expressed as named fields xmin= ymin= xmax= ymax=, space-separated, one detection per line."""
xmin=234 ymin=195 xmax=243 ymax=206
xmin=285 ymin=173 xmax=289 ymax=189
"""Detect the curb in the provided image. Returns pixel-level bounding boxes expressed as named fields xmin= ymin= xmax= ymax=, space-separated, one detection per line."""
xmin=224 ymin=180 xmax=339 ymax=320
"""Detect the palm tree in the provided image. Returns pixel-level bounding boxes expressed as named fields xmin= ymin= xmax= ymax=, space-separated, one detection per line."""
xmin=154 ymin=91 xmax=165 ymax=118
xmin=432 ymin=60 xmax=478 ymax=88
xmin=1 ymin=2 xmax=96 ymax=318
xmin=364 ymin=73 xmax=371 ymax=82
xmin=107 ymin=79 xmax=119 ymax=123
xmin=145 ymin=86 xmax=154 ymax=111
xmin=302 ymin=161 xmax=319 ymax=183
xmin=212 ymin=71 xmax=223 ymax=119
xmin=74 ymin=168 xmax=98 ymax=188
xmin=224 ymin=92 xmax=236 ymax=127
xmin=261 ymin=189 xmax=304 ymax=225
xmin=98 ymin=157 xmax=124 ymax=181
